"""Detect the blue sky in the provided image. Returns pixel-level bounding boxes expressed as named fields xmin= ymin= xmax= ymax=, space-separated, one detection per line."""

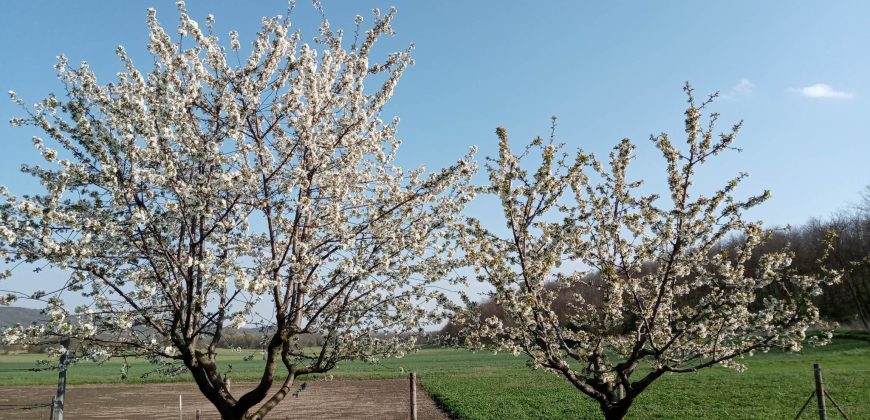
xmin=1 ymin=1 xmax=868 ymax=304
xmin=2 ymin=1 xmax=868 ymax=226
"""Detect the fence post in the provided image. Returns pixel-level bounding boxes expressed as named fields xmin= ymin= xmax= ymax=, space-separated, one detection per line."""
xmin=53 ymin=336 xmax=70 ymax=420
xmin=814 ymin=363 xmax=827 ymax=420
xmin=195 ymin=409 xmax=201 ymax=420
xmin=49 ymin=396 xmax=56 ymax=420
xmin=409 ymin=372 xmax=418 ymax=420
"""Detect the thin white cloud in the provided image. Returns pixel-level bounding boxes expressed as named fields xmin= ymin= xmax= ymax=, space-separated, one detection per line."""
xmin=720 ymin=79 xmax=754 ymax=100
xmin=790 ymin=83 xmax=854 ymax=99
xmin=731 ymin=78 xmax=754 ymax=96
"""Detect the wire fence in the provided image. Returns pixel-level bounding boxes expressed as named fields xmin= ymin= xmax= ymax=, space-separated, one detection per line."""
xmin=0 ymin=399 xmax=53 ymax=418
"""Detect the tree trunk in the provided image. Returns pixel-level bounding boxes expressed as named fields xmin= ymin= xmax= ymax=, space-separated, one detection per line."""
xmin=600 ymin=398 xmax=633 ymax=420
xmin=842 ymin=270 xmax=870 ymax=329
xmin=184 ymin=358 xmax=260 ymax=420
xmin=217 ymin=408 xmax=246 ymax=420
xmin=602 ymin=406 xmax=630 ymax=420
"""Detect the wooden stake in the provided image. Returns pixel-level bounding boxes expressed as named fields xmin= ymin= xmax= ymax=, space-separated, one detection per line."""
xmin=814 ymin=363 xmax=827 ymax=420
xmin=49 ymin=396 xmax=56 ymax=420
xmin=178 ymin=395 xmax=183 ymax=420
xmin=195 ymin=409 xmax=201 ymax=420
xmin=53 ymin=336 xmax=70 ymax=420
xmin=409 ymin=372 xmax=418 ymax=420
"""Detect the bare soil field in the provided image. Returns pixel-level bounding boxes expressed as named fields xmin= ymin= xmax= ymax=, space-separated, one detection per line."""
xmin=0 ymin=379 xmax=448 ymax=419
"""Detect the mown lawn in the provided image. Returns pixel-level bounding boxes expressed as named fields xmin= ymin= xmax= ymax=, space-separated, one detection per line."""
xmin=0 ymin=333 xmax=867 ymax=419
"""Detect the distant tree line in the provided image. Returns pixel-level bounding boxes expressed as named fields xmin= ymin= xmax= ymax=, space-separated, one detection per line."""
xmin=215 ymin=329 xmax=440 ymax=350
xmin=755 ymin=186 xmax=870 ymax=328
xmin=444 ymin=186 xmax=870 ymax=338
xmin=216 ymin=329 xmax=323 ymax=349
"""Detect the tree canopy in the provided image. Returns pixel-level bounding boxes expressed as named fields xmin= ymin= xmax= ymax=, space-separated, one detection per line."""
xmin=0 ymin=4 xmax=474 ymax=419
xmin=454 ymin=86 xmax=838 ymax=420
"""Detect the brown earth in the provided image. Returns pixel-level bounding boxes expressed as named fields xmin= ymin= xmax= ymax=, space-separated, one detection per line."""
xmin=0 ymin=379 xmax=449 ymax=419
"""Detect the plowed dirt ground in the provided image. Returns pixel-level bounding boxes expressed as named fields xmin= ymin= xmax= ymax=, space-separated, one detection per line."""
xmin=0 ymin=379 xmax=448 ymax=419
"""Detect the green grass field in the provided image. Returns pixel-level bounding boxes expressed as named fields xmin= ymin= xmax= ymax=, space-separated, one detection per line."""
xmin=1 ymin=333 xmax=868 ymax=419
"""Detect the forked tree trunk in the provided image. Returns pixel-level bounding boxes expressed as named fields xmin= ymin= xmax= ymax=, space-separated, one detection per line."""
xmin=186 ymin=358 xmax=272 ymax=420
xmin=189 ymin=360 xmax=296 ymax=419
xmin=193 ymin=374 xmax=289 ymax=420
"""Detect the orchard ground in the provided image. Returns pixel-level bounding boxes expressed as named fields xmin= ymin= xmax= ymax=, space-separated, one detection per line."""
xmin=0 ymin=332 xmax=867 ymax=419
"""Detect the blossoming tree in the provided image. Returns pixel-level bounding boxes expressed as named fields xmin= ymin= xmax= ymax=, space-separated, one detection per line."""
xmin=1 ymin=4 xmax=473 ymax=419
xmin=456 ymin=85 xmax=836 ymax=420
